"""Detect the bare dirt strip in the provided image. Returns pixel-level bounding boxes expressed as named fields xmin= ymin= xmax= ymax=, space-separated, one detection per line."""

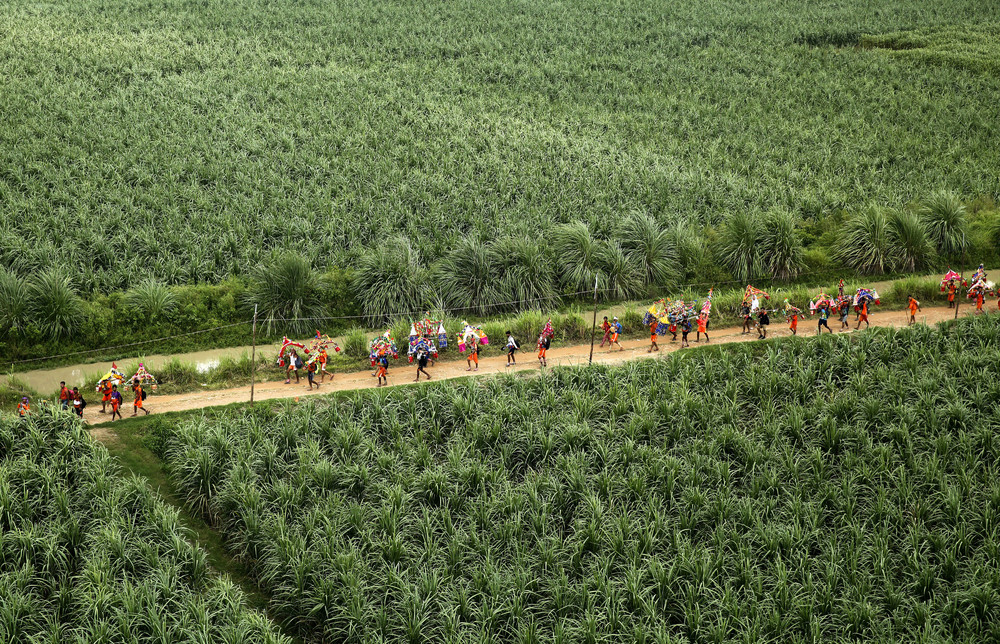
xmin=80 ymin=304 xmax=986 ymax=428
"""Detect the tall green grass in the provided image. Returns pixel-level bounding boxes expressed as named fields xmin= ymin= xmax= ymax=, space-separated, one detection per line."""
xmin=0 ymin=413 xmax=288 ymax=642
xmin=161 ymin=315 xmax=1000 ymax=642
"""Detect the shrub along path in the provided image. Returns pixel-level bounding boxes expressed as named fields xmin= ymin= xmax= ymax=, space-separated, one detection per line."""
xmin=82 ymin=303 xmax=979 ymax=427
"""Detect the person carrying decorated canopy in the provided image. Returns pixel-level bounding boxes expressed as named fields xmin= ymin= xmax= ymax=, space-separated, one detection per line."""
xmin=966 ymin=267 xmax=992 ymax=313
xmin=276 ymin=336 xmax=305 ymax=368
xmin=696 ymin=289 xmax=712 ymax=343
xmin=457 ymin=321 xmax=488 ymax=353
xmin=96 ymin=363 xmax=125 ymax=414
xmin=940 ymin=269 xmax=964 ymax=309
xmin=369 ymin=330 xmax=399 ymax=369
xmin=783 ymin=298 xmax=803 ymax=336
xmin=17 ymin=396 xmax=30 ymax=418
xmin=853 ymin=288 xmax=879 ymax=330
xmin=537 ymin=318 xmax=554 ymax=367
xmin=130 ymin=363 xmax=158 ymax=392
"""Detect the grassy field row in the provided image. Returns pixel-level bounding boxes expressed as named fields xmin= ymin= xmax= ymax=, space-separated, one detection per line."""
xmin=0 ymin=412 xmax=289 ymax=642
xmin=2 ymin=0 xmax=999 ymax=290
xmin=151 ymin=315 xmax=1000 ymax=642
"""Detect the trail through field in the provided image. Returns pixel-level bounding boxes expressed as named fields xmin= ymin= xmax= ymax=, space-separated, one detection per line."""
xmin=82 ymin=304 xmax=980 ymax=426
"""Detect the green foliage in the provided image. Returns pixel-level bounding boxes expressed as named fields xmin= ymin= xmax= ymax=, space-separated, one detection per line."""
xmin=599 ymin=241 xmax=643 ymax=301
xmin=125 ymin=279 xmax=177 ymax=322
xmin=28 ymin=268 xmax=85 ymax=339
xmin=353 ymin=239 xmax=429 ymax=323
xmin=161 ymin=316 xmax=1000 ymax=642
xmin=758 ymin=210 xmax=805 ymax=279
xmin=621 ymin=214 xmax=680 ymax=290
xmin=889 ymin=210 xmax=935 ymax=272
xmin=490 ymin=236 xmax=557 ymax=310
xmin=0 ymin=413 xmax=288 ymax=642
xmin=716 ymin=211 xmax=763 ymax=282
xmin=246 ymin=254 xmax=328 ymax=335
xmin=552 ymin=222 xmax=604 ymax=293
xmin=835 ymin=207 xmax=898 ymax=274
xmin=0 ymin=268 xmax=28 ymax=338
xmin=919 ymin=191 xmax=969 ymax=258
xmin=342 ymin=327 xmax=370 ymax=359
xmin=433 ymin=237 xmax=499 ymax=314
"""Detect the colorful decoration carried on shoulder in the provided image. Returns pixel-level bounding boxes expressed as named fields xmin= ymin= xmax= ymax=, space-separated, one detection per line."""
xmin=970 ymin=264 xmax=987 ymax=285
xmin=130 ymin=363 xmax=158 ymax=392
xmin=741 ymin=285 xmax=768 ymax=317
xmin=369 ymin=330 xmax=399 ymax=366
xmin=643 ymin=299 xmax=668 ymax=326
xmin=967 ymin=277 xmax=994 ymax=298
xmin=940 ymin=269 xmax=965 ymax=291
xmin=96 ymin=363 xmax=126 ymax=391
xmin=700 ymin=289 xmax=713 ymax=319
xmin=409 ymin=313 xmax=446 ymax=353
xmin=809 ymin=292 xmax=835 ymax=313
xmin=307 ymin=330 xmax=340 ymax=356
xmin=540 ymin=318 xmax=554 ymax=340
xmin=458 ymin=321 xmax=488 ymax=353
xmin=783 ymin=298 xmax=804 ymax=319
xmin=853 ymin=288 xmax=880 ymax=307
xmin=276 ymin=337 xmax=306 ymax=367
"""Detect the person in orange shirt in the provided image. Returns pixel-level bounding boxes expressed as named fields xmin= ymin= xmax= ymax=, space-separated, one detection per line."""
xmin=907 ymin=296 xmax=921 ymax=325
xmin=58 ymin=381 xmax=70 ymax=411
xmin=132 ymin=380 xmax=149 ymax=416
xmin=17 ymin=396 xmax=30 ymax=418
xmin=467 ymin=341 xmax=481 ymax=371
xmin=947 ymin=281 xmax=956 ymax=308
xmin=536 ymin=333 xmax=550 ymax=367
xmin=788 ymin=312 xmax=798 ymax=336
xmin=608 ymin=317 xmax=624 ymax=352
xmin=696 ymin=313 xmax=709 ymax=343
xmin=100 ymin=379 xmax=113 ymax=414
xmin=317 ymin=348 xmax=330 ymax=382
xmin=375 ymin=354 xmax=389 ymax=387
xmin=976 ymin=290 xmax=985 ymax=313
xmin=855 ymin=300 xmax=870 ymax=330
xmin=648 ymin=320 xmax=659 ymax=353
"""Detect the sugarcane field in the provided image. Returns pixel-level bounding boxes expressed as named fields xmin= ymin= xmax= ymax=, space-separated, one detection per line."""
xmin=2 ymin=0 xmax=1000 ymax=641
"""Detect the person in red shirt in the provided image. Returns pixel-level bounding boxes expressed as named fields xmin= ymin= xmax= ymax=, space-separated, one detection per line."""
xmin=599 ymin=317 xmax=611 ymax=347
xmin=58 ymin=381 xmax=70 ymax=411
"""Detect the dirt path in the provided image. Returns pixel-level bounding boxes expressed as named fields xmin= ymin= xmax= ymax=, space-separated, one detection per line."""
xmin=79 ymin=304 xmax=979 ymax=426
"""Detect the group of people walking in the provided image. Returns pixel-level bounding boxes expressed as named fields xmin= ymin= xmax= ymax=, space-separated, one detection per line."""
xmin=15 ymin=377 xmax=149 ymax=422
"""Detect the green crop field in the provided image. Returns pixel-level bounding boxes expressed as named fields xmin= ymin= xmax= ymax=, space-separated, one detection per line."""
xmin=157 ymin=316 xmax=1000 ymax=642
xmin=2 ymin=0 xmax=999 ymax=294
xmin=0 ymin=413 xmax=288 ymax=642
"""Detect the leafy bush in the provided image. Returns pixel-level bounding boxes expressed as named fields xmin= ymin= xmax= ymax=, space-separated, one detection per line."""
xmin=28 ymin=268 xmax=85 ymax=339
xmin=490 ymin=236 xmax=556 ymax=310
xmin=552 ymin=222 xmax=604 ymax=293
xmin=888 ymin=210 xmax=935 ymax=272
xmin=716 ymin=211 xmax=763 ymax=282
xmin=0 ymin=268 xmax=28 ymax=338
xmin=342 ymin=327 xmax=370 ymax=359
xmin=352 ymin=238 xmax=429 ymax=323
xmin=834 ymin=207 xmax=899 ymax=274
xmin=758 ymin=209 xmax=805 ymax=279
xmin=432 ymin=237 xmax=499 ymax=314
xmin=125 ymin=279 xmax=178 ymax=322
xmin=919 ymin=191 xmax=968 ymax=257
xmin=246 ymin=253 xmax=328 ymax=335
xmin=621 ymin=214 xmax=680 ymax=289
xmin=599 ymin=240 xmax=643 ymax=301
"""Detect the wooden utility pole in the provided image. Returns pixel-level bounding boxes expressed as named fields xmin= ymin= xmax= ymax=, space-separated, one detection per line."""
xmin=250 ymin=305 xmax=258 ymax=405
xmin=588 ymin=274 xmax=599 ymax=365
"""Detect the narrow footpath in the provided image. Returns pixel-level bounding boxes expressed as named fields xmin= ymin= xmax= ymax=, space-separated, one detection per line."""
xmin=83 ymin=304 xmax=979 ymax=426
